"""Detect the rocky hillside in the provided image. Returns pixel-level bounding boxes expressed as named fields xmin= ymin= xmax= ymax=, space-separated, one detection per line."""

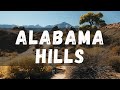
xmin=65 ymin=23 xmax=120 ymax=79
xmin=101 ymin=22 xmax=120 ymax=29
xmin=0 ymin=30 xmax=29 ymax=53
xmin=101 ymin=23 xmax=120 ymax=46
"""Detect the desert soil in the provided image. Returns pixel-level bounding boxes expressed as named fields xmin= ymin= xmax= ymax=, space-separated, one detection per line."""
xmin=51 ymin=66 xmax=67 ymax=79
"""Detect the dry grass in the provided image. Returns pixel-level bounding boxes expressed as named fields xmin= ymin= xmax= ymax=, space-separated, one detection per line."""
xmin=65 ymin=47 xmax=115 ymax=79
xmin=111 ymin=46 xmax=120 ymax=55
xmin=108 ymin=56 xmax=120 ymax=73
xmin=0 ymin=55 xmax=53 ymax=79
xmin=0 ymin=66 xmax=10 ymax=78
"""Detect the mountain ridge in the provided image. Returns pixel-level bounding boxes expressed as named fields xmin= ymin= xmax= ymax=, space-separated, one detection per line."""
xmin=0 ymin=22 xmax=79 ymax=29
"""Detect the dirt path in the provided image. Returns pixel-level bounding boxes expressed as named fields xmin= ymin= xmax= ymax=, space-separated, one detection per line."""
xmin=51 ymin=66 xmax=67 ymax=79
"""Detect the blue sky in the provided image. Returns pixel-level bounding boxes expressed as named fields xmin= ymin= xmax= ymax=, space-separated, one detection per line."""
xmin=0 ymin=11 xmax=120 ymax=26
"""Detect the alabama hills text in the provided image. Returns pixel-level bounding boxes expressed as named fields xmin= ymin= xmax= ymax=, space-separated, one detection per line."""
xmin=15 ymin=30 xmax=104 ymax=64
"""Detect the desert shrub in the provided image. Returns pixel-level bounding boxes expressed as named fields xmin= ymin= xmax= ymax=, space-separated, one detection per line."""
xmin=111 ymin=46 xmax=120 ymax=55
xmin=65 ymin=66 xmax=76 ymax=79
xmin=109 ymin=56 xmax=120 ymax=73
xmin=0 ymin=66 xmax=9 ymax=78
xmin=65 ymin=47 xmax=107 ymax=79
xmin=1 ymin=56 xmax=53 ymax=79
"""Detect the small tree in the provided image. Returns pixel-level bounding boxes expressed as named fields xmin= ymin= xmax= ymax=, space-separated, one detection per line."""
xmin=80 ymin=12 xmax=106 ymax=30
xmin=51 ymin=26 xmax=59 ymax=31
xmin=19 ymin=26 xmax=26 ymax=30
xmin=70 ymin=27 xmax=76 ymax=32
xmin=12 ymin=26 xmax=19 ymax=30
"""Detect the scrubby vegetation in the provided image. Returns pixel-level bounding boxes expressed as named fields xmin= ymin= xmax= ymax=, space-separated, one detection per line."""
xmin=0 ymin=55 xmax=53 ymax=79
xmin=65 ymin=25 xmax=120 ymax=79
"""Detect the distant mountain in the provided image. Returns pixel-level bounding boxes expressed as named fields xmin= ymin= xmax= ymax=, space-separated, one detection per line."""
xmin=24 ymin=24 xmax=42 ymax=28
xmin=44 ymin=25 xmax=54 ymax=28
xmin=0 ymin=22 xmax=77 ymax=29
xmin=56 ymin=22 xmax=72 ymax=28
xmin=0 ymin=24 xmax=17 ymax=28
xmin=44 ymin=22 xmax=73 ymax=28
